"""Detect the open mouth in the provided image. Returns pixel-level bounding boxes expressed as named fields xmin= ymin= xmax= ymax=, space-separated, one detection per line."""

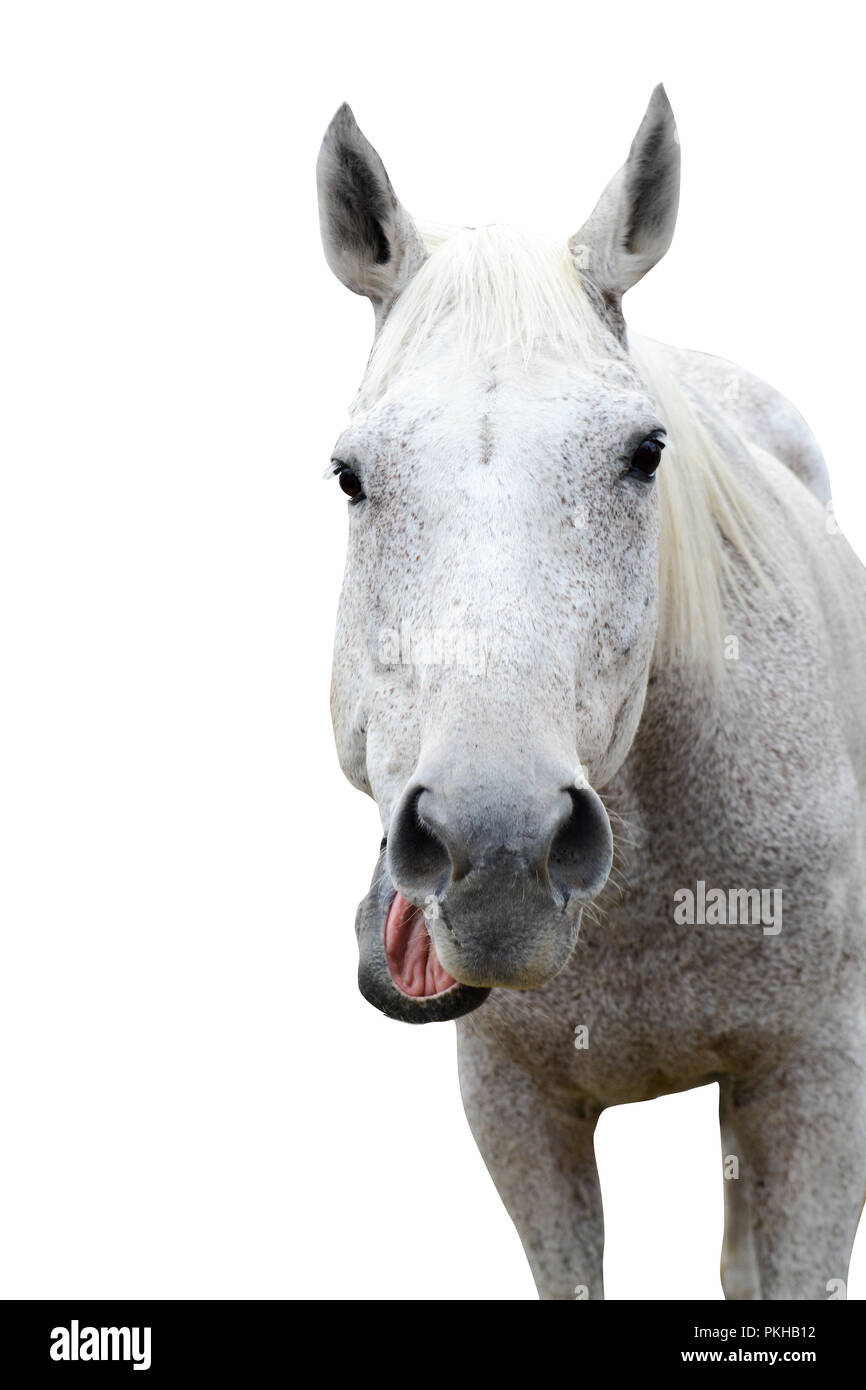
xmin=384 ymin=892 xmax=456 ymax=998
xmin=354 ymin=847 xmax=489 ymax=1024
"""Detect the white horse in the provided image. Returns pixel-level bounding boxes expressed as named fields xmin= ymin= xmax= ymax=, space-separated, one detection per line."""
xmin=317 ymin=87 xmax=866 ymax=1299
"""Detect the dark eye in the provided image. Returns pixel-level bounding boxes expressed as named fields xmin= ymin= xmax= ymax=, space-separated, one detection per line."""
xmin=335 ymin=464 xmax=365 ymax=501
xmin=629 ymin=437 xmax=665 ymax=478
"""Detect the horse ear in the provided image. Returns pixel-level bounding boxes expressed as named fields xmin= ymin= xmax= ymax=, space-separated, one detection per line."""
xmin=316 ymin=104 xmax=427 ymax=314
xmin=569 ymin=85 xmax=680 ymax=323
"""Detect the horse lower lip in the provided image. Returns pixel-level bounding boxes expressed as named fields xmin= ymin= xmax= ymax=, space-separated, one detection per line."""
xmin=383 ymin=892 xmax=457 ymax=997
xmin=354 ymin=850 xmax=490 ymax=1023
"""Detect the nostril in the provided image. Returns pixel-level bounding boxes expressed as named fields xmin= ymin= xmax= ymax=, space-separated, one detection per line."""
xmin=547 ymin=786 xmax=614 ymax=903
xmin=387 ymin=786 xmax=453 ymax=902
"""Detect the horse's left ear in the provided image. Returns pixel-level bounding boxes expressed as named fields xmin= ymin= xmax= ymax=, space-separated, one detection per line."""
xmin=569 ymin=85 xmax=680 ymax=324
xmin=316 ymin=103 xmax=427 ymax=317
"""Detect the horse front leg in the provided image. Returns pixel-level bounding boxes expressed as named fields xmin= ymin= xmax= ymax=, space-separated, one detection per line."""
xmin=719 ymin=1086 xmax=761 ymax=1299
xmin=718 ymin=1018 xmax=866 ymax=1300
xmin=457 ymin=1026 xmax=605 ymax=1300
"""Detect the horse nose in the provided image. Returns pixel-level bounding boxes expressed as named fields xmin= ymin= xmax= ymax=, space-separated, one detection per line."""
xmin=387 ymin=777 xmax=613 ymax=909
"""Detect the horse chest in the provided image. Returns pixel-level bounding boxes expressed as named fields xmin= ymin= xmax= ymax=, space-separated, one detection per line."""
xmin=462 ymin=871 xmax=850 ymax=1108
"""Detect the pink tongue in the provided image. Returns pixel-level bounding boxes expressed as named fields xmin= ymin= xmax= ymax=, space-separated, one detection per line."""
xmin=384 ymin=893 xmax=457 ymax=998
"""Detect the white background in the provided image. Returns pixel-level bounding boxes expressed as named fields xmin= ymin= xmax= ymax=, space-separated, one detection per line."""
xmin=2 ymin=1 xmax=864 ymax=1299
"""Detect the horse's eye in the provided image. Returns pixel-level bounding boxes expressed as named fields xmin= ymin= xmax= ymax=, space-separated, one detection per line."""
xmin=629 ymin=437 xmax=665 ymax=478
xmin=337 ymin=466 xmax=365 ymax=501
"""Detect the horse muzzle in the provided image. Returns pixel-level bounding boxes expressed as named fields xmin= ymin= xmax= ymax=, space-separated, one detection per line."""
xmin=354 ymin=770 xmax=613 ymax=1022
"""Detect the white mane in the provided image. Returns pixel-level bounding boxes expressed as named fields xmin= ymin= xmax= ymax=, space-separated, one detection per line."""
xmin=355 ymin=223 xmax=768 ymax=675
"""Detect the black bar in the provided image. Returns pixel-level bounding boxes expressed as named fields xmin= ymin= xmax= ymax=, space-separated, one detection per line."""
xmin=2 ymin=1299 xmax=858 ymax=1377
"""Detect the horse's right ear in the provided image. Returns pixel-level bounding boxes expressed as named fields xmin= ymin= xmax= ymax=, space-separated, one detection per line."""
xmin=569 ymin=85 xmax=680 ymax=327
xmin=316 ymin=104 xmax=427 ymax=315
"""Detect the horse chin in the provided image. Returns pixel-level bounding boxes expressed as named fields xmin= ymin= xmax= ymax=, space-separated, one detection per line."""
xmin=354 ymin=849 xmax=490 ymax=1024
